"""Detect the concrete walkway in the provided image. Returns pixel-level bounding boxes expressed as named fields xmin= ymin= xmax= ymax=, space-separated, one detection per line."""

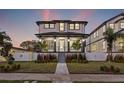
xmin=1 ymin=73 xmax=124 ymax=82
xmin=55 ymin=63 xmax=69 ymax=74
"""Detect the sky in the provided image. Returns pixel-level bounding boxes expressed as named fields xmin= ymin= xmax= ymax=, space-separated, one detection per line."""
xmin=0 ymin=9 xmax=124 ymax=47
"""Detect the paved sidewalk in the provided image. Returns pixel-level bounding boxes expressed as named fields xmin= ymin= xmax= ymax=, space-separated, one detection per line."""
xmin=55 ymin=63 xmax=69 ymax=75
xmin=1 ymin=73 xmax=124 ymax=82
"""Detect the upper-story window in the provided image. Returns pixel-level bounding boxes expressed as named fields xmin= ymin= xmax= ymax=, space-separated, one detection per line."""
xmin=44 ymin=23 xmax=55 ymax=29
xmin=44 ymin=24 xmax=49 ymax=29
xmin=93 ymin=32 xmax=96 ymax=38
xmin=60 ymin=23 xmax=65 ymax=31
xmin=120 ymin=22 xmax=124 ymax=29
xmin=96 ymin=30 xmax=99 ymax=37
xmin=109 ymin=23 xmax=114 ymax=29
xmin=69 ymin=24 xmax=74 ymax=30
xmin=75 ymin=23 xmax=80 ymax=30
xmin=102 ymin=25 xmax=106 ymax=33
xmin=69 ymin=23 xmax=80 ymax=30
xmin=50 ymin=24 xmax=55 ymax=28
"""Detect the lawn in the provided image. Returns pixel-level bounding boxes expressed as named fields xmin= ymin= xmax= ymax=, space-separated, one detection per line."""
xmin=0 ymin=80 xmax=52 ymax=83
xmin=0 ymin=62 xmax=57 ymax=73
xmin=67 ymin=62 xmax=124 ymax=74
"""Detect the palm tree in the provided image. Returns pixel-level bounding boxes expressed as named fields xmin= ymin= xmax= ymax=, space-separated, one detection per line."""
xmin=35 ymin=40 xmax=48 ymax=62
xmin=103 ymin=27 xmax=117 ymax=62
xmin=71 ymin=39 xmax=81 ymax=63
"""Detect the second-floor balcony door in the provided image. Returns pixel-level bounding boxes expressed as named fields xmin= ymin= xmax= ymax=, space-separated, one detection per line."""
xmin=59 ymin=39 xmax=65 ymax=52
xmin=59 ymin=23 xmax=65 ymax=31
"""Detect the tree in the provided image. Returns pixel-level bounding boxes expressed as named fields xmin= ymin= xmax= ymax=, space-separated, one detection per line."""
xmin=0 ymin=32 xmax=13 ymax=63
xmin=34 ymin=40 xmax=48 ymax=62
xmin=20 ymin=41 xmax=33 ymax=50
xmin=103 ymin=27 xmax=117 ymax=62
xmin=35 ymin=40 xmax=48 ymax=52
xmin=71 ymin=39 xmax=82 ymax=63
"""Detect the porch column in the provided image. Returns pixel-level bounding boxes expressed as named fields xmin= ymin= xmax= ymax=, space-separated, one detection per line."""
xmin=54 ymin=37 xmax=56 ymax=52
xmin=68 ymin=37 xmax=70 ymax=52
xmin=81 ymin=38 xmax=85 ymax=52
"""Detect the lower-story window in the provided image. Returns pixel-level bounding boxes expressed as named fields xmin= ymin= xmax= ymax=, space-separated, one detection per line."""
xmin=91 ymin=43 xmax=97 ymax=52
xmin=47 ymin=40 xmax=54 ymax=50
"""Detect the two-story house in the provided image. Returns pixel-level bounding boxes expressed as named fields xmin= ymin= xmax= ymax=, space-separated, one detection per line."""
xmin=35 ymin=20 xmax=89 ymax=61
xmin=86 ymin=13 xmax=124 ymax=61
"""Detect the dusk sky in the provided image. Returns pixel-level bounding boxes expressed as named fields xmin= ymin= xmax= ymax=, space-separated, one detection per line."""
xmin=0 ymin=9 xmax=124 ymax=47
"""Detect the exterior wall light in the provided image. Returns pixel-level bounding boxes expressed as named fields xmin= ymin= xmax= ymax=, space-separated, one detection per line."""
xmin=39 ymin=39 xmax=41 ymax=42
xmin=68 ymin=39 xmax=70 ymax=42
xmin=82 ymin=39 xmax=85 ymax=42
xmin=54 ymin=39 xmax=56 ymax=42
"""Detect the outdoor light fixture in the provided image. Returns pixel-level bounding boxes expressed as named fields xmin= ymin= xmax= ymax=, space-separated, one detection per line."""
xmin=82 ymin=39 xmax=85 ymax=42
xmin=39 ymin=39 xmax=41 ymax=42
xmin=54 ymin=39 xmax=56 ymax=42
xmin=68 ymin=39 xmax=70 ymax=42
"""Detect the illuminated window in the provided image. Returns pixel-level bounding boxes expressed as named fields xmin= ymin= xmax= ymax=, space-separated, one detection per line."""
xmin=75 ymin=23 xmax=80 ymax=30
xmin=69 ymin=24 xmax=74 ymax=30
xmin=102 ymin=41 xmax=106 ymax=49
xmin=92 ymin=44 xmax=97 ymax=51
xmin=109 ymin=23 xmax=114 ymax=29
xmin=93 ymin=32 xmax=96 ymax=38
xmin=119 ymin=42 xmax=124 ymax=47
xmin=50 ymin=24 xmax=55 ymax=28
xmin=44 ymin=24 xmax=49 ymax=29
xmin=60 ymin=23 xmax=65 ymax=31
xmin=120 ymin=22 xmax=124 ymax=29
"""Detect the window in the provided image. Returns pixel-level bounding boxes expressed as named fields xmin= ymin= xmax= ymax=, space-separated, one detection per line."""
xmin=92 ymin=44 xmax=97 ymax=51
xmin=44 ymin=24 xmax=49 ymax=29
xmin=50 ymin=24 xmax=55 ymax=28
xmin=109 ymin=23 xmax=114 ymax=29
xmin=102 ymin=41 xmax=106 ymax=49
xmin=102 ymin=25 xmax=106 ymax=33
xmin=47 ymin=40 xmax=54 ymax=50
xmin=96 ymin=31 xmax=99 ymax=37
xmin=93 ymin=32 xmax=96 ymax=38
xmin=75 ymin=23 xmax=80 ymax=30
xmin=69 ymin=24 xmax=74 ymax=30
xmin=60 ymin=23 xmax=65 ymax=31
xmin=120 ymin=22 xmax=124 ymax=29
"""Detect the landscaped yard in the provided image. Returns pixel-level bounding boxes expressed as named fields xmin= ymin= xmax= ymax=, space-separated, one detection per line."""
xmin=0 ymin=62 xmax=57 ymax=73
xmin=67 ymin=62 xmax=124 ymax=74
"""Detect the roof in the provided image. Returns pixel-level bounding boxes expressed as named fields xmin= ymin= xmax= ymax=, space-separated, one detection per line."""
xmin=36 ymin=20 xmax=88 ymax=26
xmin=35 ymin=32 xmax=89 ymax=38
xmin=12 ymin=47 xmax=34 ymax=52
xmin=90 ymin=13 xmax=124 ymax=35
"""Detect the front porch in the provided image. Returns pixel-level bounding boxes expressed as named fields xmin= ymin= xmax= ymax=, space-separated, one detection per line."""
xmin=35 ymin=32 xmax=89 ymax=53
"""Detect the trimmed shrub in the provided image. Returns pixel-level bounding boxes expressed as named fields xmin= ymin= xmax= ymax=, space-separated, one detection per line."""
xmin=114 ymin=54 xmax=124 ymax=63
xmin=100 ymin=65 xmax=120 ymax=74
xmin=106 ymin=55 xmax=113 ymax=62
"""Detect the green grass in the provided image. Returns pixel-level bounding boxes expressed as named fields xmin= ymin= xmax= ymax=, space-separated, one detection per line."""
xmin=67 ymin=62 xmax=124 ymax=74
xmin=0 ymin=80 xmax=52 ymax=83
xmin=0 ymin=62 xmax=57 ymax=73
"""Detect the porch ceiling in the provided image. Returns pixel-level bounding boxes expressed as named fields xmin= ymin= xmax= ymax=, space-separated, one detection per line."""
xmin=35 ymin=32 xmax=89 ymax=38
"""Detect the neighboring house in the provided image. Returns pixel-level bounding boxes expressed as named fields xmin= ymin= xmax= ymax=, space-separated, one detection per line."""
xmin=35 ymin=20 xmax=89 ymax=61
xmin=12 ymin=47 xmax=37 ymax=61
xmin=86 ymin=13 xmax=124 ymax=61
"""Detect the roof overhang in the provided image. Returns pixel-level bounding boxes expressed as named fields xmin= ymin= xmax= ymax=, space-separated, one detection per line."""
xmin=35 ymin=32 xmax=89 ymax=38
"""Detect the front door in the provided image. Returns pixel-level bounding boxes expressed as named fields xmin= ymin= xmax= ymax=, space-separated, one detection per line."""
xmin=59 ymin=39 xmax=65 ymax=52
